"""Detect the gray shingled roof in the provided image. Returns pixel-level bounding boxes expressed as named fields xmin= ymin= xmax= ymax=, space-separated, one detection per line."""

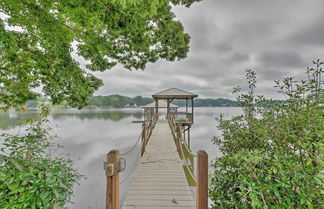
xmin=142 ymin=100 xmax=179 ymax=108
xmin=152 ymin=88 xmax=198 ymax=99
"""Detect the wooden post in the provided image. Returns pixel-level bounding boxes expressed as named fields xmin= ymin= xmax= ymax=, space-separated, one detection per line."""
xmin=155 ymin=98 xmax=158 ymax=119
xmin=188 ymin=127 xmax=190 ymax=148
xmin=167 ymin=99 xmax=170 ymax=119
xmin=143 ymin=108 xmax=146 ymax=122
xmin=197 ymin=150 xmax=208 ymax=209
xmin=191 ymin=98 xmax=194 ymax=123
xmin=175 ymin=125 xmax=181 ymax=152
xmin=106 ymin=150 xmax=120 ymax=209
xmin=186 ymin=98 xmax=188 ymax=113
xmin=141 ymin=124 xmax=146 ymax=155
xmin=183 ymin=128 xmax=186 ymax=144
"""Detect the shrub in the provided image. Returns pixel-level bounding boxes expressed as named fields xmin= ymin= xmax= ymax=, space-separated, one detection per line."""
xmin=210 ymin=60 xmax=323 ymax=208
xmin=0 ymin=111 xmax=82 ymax=209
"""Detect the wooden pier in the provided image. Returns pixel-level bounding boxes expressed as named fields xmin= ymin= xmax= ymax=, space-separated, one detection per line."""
xmin=105 ymin=88 xmax=208 ymax=209
xmin=122 ymin=120 xmax=195 ymax=209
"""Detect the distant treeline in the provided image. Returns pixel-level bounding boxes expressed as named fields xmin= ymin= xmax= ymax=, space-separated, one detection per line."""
xmin=173 ymin=98 xmax=239 ymax=107
xmin=88 ymin=95 xmax=239 ymax=107
xmin=25 ymin=95 xmax=289 ymax=108
xmin=88 ymin=95 xmax=153 ymax=108
xmin=26 ymin=95 xmax=241 ymax=108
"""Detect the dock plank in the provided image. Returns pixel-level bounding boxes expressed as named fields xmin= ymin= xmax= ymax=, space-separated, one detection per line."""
xmin=122 ymin=120 xmax=195 ymax=209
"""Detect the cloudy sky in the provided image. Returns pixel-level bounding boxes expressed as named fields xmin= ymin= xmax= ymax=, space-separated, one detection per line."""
xmin=92 ymin=0 xmax=324 ymax=99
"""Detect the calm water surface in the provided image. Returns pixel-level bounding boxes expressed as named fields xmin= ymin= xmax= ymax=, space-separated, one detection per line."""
xmin=0 ymin=107 xmax=241 ymax=209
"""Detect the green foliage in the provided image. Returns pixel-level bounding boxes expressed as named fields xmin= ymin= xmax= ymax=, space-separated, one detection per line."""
xmin=173 ymin=98 xmax=239 ymax=107
xmin=0 ymin=111 xmax=82 ymax=208
xmin=210 ymin=60 xmax=323 ymax=208
xmin=82 ymin=95 xmax=240 ymax=108
xmin=76 ymin=95 xmax=240 ymax=108
xmin=71 ymin=95 xmax=239 ymax=108
xmin=88 ymin=94 xmax=153 ymax=108
xmin=132 ymin=96 xmax=154 ymax=107
xmin=0 ymin=0 xmax=201 ymax=109
xmin=27 ymin=95 xmax=242 ymax=108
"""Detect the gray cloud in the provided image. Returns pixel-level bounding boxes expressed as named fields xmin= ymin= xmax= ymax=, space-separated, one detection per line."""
xmin=258 ymin=51 xmax=307 ymax=68
xmin=213 ymin=42 xmax=232 ymax=53
xmin=87 ymin=0 xmax=324 ymax=100
xmin=289 ymin=22 xmax=324 ymax=46
xmin=228 ymin=52 xmax=250 ymax=63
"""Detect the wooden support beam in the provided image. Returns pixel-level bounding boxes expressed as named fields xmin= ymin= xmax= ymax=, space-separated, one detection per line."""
xmin=197 ymin=150 xmax=208 ymax=209
xmin=191 ymin=98 xmax=194 ymax=123
xmin=188 ymin=127 xmax=190 ymax=148
xmin=143 ymin=108 xmax=147 ymax=122
xmin=167 ymin=99 xmax=170 ymax=119
xmin=186 ymin=98 xmax=188 ymax=113
xmin=155 ymin=98 xmax=158 ymax=119
xmin=106 ymin=150 xmax=120 ymax=209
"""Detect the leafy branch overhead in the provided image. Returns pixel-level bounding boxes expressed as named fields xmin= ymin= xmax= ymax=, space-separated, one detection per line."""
xmin=0 ymin=0 xmax=201 ymax=109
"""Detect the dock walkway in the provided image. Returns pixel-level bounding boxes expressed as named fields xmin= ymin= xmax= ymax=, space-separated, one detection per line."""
xmin=122 ymin=120 xmax=195 ymax=209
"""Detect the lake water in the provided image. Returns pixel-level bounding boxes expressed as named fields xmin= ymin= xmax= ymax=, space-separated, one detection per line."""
xmin=0 ymin=107 xmax=242 ymax=209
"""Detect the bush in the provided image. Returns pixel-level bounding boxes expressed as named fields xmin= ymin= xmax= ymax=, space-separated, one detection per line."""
xmin=210 ymin=60 xmax=323 ymax=208
xmin=0 ymin=112 xmax=82 ymax=209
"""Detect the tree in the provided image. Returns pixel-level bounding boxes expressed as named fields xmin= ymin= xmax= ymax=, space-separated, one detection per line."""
xmin=0 ymin=1 xmax=202 ymax=208
xmin=133 ymin=96 xmax=143 ymax=106
xmin=210 ymin=60 xmax=323 ymax=208
xmin=0 ymin=0 xmax=201 ymax=109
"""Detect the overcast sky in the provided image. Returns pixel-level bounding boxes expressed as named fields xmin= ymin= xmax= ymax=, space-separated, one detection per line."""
xmin=92 ymin=0 xmax=324 ymax=99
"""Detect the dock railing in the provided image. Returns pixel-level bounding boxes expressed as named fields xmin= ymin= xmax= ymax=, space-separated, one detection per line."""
xmin=168 ymin=115 xmax=208 ymax=209
xmin=104 ymin=115 xmax=157 ymax=209
xmin=141 ymin=113 xmax=157 ymax=155
xmin=104 ymin=114 xmax=207 ymax=209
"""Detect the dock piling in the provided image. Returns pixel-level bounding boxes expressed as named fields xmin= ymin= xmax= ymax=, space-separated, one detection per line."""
xmin=197 ymin=150 xmax=208 ymax=209
xmin=105 ymin=150 xmax=120 ymax=209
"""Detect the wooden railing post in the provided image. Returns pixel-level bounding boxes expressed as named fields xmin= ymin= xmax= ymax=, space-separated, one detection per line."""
xmin=141 ymin=123 xmax=147 ymax=155
xmin=197 ymin=150 xmax=208 ymax=209
xmin=106 ymin=150 xmax=120 ymax=209
xmin=175 ymin=125 xmax=181 ymax=152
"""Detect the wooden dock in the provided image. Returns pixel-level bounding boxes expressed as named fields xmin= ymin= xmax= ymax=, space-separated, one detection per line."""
xmin=105 ymin=88 xmax=207 ymax=209
xmin=121 ymin=120 xmax=195 ymax=209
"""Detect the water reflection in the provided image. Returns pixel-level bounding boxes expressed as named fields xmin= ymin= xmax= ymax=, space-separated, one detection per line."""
xmin=0 ymin=109 xmax=143 ymax=130
xmin=190 ymin=107 xmax=242 ymax=162
xmin=52 ymin=109 xmax=143 ymax=121
xmin=0 ymin=107 xmax=241 ymax=209
xmin=0 ymin=110 xmax=40 ymax=130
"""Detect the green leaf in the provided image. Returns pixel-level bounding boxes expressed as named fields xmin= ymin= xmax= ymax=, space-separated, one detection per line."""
xmin=307 ymin=201 xmax=314 ymax=209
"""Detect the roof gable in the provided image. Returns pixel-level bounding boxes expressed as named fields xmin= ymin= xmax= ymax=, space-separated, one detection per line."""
xmin=152 ymin=88 xmax=198 ymax=99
